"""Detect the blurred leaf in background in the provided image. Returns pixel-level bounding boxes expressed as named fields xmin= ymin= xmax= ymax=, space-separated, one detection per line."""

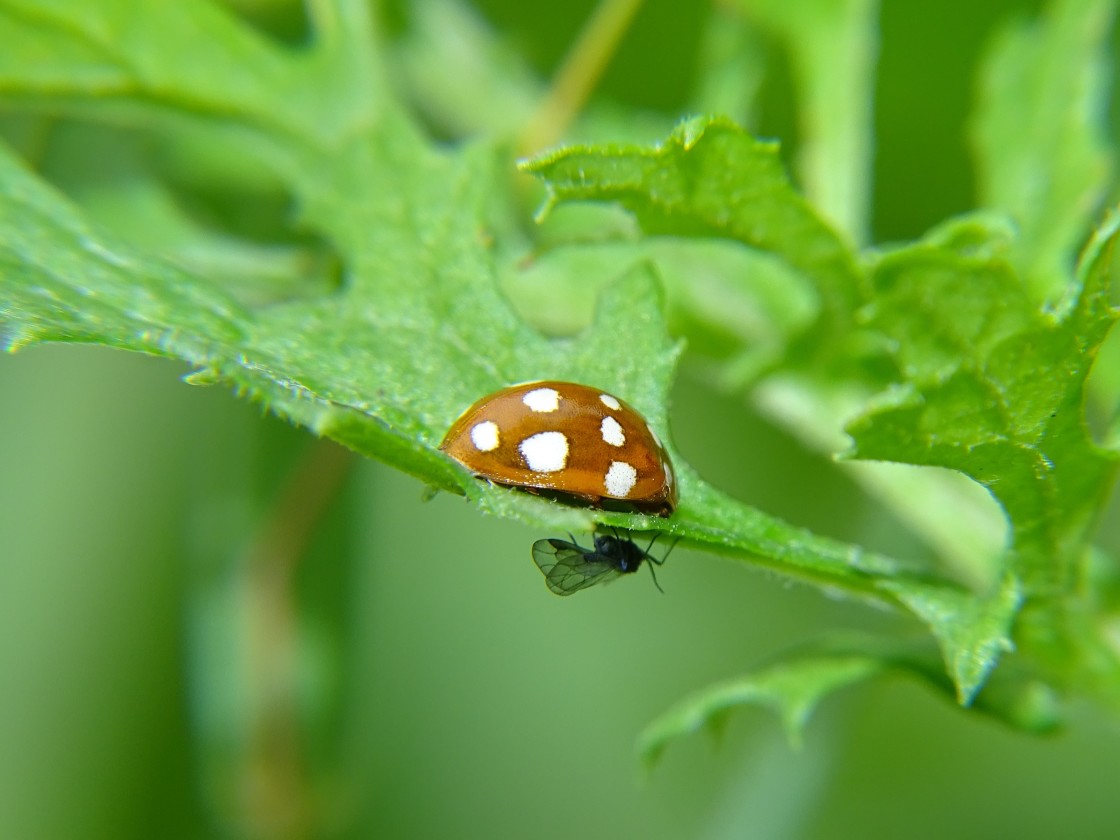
xmin=2 ymin=1 xmax=1120 ymax=839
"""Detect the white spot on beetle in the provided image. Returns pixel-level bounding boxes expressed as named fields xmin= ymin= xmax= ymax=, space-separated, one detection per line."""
xmin=470 ymin=420 xmax=500 ymax=452
xmin=600 ymin=416 xmax=625 ymax=447
xmin=523 ymin=387 xmax=560 ymax=413
xmin=519 ymin=431 xmax=568 ymax=473
xmin=599 ymin=393 xmax=621 ymax=411
xmin=604 ymin=461 xmax=638 ymax=498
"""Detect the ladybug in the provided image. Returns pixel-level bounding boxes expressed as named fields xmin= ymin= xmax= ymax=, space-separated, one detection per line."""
xmin=532 ymin=529 xmax=676 ymax=595
xmin=439 ymin=381 xmax=677 ymax=516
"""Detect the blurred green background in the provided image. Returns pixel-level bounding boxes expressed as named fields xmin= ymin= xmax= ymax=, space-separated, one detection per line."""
xmin=3 ymin=1 xmax=1120 ymax=838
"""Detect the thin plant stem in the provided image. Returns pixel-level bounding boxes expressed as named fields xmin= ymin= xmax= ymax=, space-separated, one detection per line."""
xmin=239 ymin=439 xmax=356 ymax=840
xmin=519 ymin=0 xmax=645 ymax=155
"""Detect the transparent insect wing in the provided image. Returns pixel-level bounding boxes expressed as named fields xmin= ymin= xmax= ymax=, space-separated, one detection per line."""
xmin=531 ymin=538 xmax=621 ymax=595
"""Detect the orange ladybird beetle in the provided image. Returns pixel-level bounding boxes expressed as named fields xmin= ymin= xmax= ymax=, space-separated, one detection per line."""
xmin=439 ymin=381 xmax=677 ymax=516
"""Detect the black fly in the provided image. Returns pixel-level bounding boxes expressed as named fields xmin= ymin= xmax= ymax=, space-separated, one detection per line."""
xmin=531 ymin=528 xmax=677 ymax=595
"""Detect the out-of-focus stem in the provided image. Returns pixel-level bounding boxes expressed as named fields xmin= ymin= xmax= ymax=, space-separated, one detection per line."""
xmin=519 ymin=0 xmax=645 ymax=156
xmin=239 ymin=439 xmax=355 ymax=840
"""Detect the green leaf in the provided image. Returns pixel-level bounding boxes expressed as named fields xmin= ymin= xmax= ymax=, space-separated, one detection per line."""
xmin=0 ymin=2 xmax=669 ymax=521
xmin=639 ymin=653 xmax=886 ymax=767
xmin=671 ymin=477 xmax=1028 ymax=702
xmin=639 ymin=635 xmax=1063 ymax=768
xmin=0 ymin=141 xmax=246 ymax=356
xmin=849 ymin=211 xmax=1120 ymax=601
xmin=879 ymin=572 xmax=1021 ymax=703
xmin=521 ymin=116 xmax=865 ymax=357
xmin=0 ymin=0 xmax=384 ymax=142
xmin=971 ymin=0 xmax=1114 ymax=300
xmin=0 ymin=128 xmax=666 ymax=520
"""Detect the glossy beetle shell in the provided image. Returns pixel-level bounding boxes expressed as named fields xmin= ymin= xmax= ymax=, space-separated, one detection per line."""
xmin=439 ymin=381 xmax=677 ymax=516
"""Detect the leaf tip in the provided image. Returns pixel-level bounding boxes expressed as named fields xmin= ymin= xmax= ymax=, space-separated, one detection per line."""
xmin=674 ymin=115 xmax=712 ymax=150
xmin=954 ymin=639 xmax=1015 ymax=707
xmin=670 ymin=114 xmax=747 ymax=152
xmin=182 ymin=368 xmax=223 ymax=387
xmin=955 ymin=576 xmax=1023 ymax=706
xmin=636 ymin=736 xmax=667 ymax=773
